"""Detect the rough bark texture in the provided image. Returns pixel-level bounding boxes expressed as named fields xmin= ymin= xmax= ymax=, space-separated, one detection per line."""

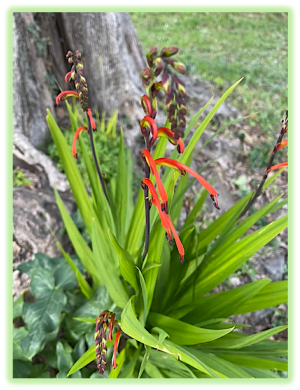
xmin=13 ymin=13 xmax=56 ymax=147
xmin=13 ymin=12 xmax=146 ymax=147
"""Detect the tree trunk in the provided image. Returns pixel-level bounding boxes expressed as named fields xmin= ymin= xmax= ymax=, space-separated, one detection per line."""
xmin=13 ymin=12 xmax=146 ymax=147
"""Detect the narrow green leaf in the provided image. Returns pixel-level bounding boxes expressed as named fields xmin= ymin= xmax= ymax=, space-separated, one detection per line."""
xmin=149 ymin=350 xmax=196 ymax=378
xmin=67 ymin=345 xmax=95 ymax=377
xmin=142 ymin=263 xmax=162 ymax=274
xmin=148 ymin=312 xmax=234 ymax=345
xmin=234 ymin=280 xmax=288 ymax=315
xmin=177 ymin=279 xmax=271 ymax=323
xmin=216 ymin=354 xmax=287 ymax=371
xmin=173 ymin=216 xmax=288 ymax=309
xmin=46 ymin=110 xmax=95 ymax=233
xmin=115 ymin=129 xmax=128 ymax=245
xmin=54 ymin=188 xmax=99 ymax=284
xmin=108 ymin=228 xmax=138 ymax=292
xmin=136 ymin=267 xmax=148 ymax=327
xmin=55 ymin=241 xmax=92 ymax=299
xmin=138 ymin=346 xmax=151 ymax=378
xmin=109 ymin=348 xmax=126 ymax=378
xmin=92 ymin=222 xmax=129 ymax=308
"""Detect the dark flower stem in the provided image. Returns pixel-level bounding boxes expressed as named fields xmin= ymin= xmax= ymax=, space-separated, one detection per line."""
xmin=142 ymin=135 xmax=151 ymax=262
xmin=239 ymin=112 xmax=288 ymax=219
xmin=86 ymin=112 xmax=108 ymax=201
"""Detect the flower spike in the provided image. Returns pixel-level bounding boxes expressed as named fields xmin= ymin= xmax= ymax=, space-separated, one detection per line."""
xmin=72 ymin=126 xmax=87 ymax=160
xmin=155 ymin=158 xmax=220 ymax=210
xmin=56 ymin=90 xmax=79 ymax=106
xmin=141 ymin=150 xmax=168 ymax=212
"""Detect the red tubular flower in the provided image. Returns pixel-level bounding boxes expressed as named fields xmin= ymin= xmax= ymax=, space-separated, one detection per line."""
xmin=141 ymin=150 xmax=168 ymax=212
xmin=141 ymin=95 xmax=153 ymax=117
xmin=87 ymin=108 xmax=96 ymax=131
xmin=64 ymin=71 xmax=72 ymax=83
xmin=142 ymin=178 xmax=184 ymax=262
xmin=108 ymin=313 xmax=115 ymax=342
xmin=276 ymin=139 xmax=288 ymax=151
xmin=72 ymin=126 xmax=87 ymax=159
xmin=56 ymin=90 xmax=79 ymax=105
xmin=157 ymin=127 xmax=185 ymax=153
xmin=155 ymin=158 xmax=220 ymax=210
xmin=140 ymin=116 xmax=158 ymax=141
xmin=267 ymin=162 xmax=288 ymax=174
xmin=112 ymin=329 xmax=122 ymax=370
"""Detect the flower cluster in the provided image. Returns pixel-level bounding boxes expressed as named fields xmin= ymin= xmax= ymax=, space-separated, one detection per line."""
xmin=94 ymin=310 xmax=122 ymax=375
xmin=56 ymin=50 xmax=97 ymax=160
xmin=140 ymin=47 xmax=220 ymax=263
xmin=265 ymin=111 xmax=288 ymax=178
xmin=141 ymin=46 xmax=187 ymax=139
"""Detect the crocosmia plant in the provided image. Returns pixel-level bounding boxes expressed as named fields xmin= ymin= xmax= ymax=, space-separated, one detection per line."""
xmin=45 ymin=45 xmax=288 ymax=379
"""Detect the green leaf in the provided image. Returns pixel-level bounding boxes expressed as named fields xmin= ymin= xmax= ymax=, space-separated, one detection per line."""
xmin=136 ymin=267 xmax=148 ymax=327
xmin=13 ymin=327 xmax=29 ymax=361
xmin=67 ymin=346 xmax=95 ymax=377
xmin=216 ymin=354 xmax=287 ymax=371
xmin=183 ymin=347 xmax=253 ymax=378
xmin=107 ymin=228 xmax=138 ymax=292
xmin=13 ymin=295 xmax=24 ymax=320
xmin=142 ymin=263 xmax=162 ymax=274
xmin=144 ymin=220 xmax=166 ymax=314
xmin=109 ymin=348 xmax=126 ymax=378
xmin=138 ymin=346 xmax=151 ymax=378
xmin=147 ymin=312 xmax=234 ymax=345
xmin=13 ymin=360 xmax=32 ymax=378
xmin=125 ymin=189 xmax=145 ymax=258
xmin=151 ymin=327 xmax=170 ymax=344
xmin=234 ymin=280 xmax=288 ymax=314
xmin=115 ymin=129 xmax=128 ymax=245
xmin=149 ymin=349 xmax=196 ymax=378
xmin=55 ymin=241 xmax=92 ymax=299
xmin=56 ymin=341 xmax=76 ymax=378
xmin=119 ymin=345 xmax=142 ymax=378
xmin=92 ymin=222 xmax=129 ymax=308
xmin=73 ymin=318 xmax=95 ymax=323
xmin=144 ymin=360 xmax=164 ymax=378
xmin=173 ymin=216 xmax=288 ymax=309
xmin=54 ymin=189 xmax=99 ymax=284
xmin=21 ymin=267 xmax=67 ymax=359
xmin=206 ymin=326 xmax=288 ymax=350
xmin=46 ymin=110 xmax=95 ymax=233
xmin=178 ymin=279 xmax=271 ymax=323
xmin=65 ymin=286 xmax=112 ymax=340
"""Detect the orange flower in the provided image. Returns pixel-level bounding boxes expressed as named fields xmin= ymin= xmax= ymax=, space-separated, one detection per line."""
xmin=87 ymin=108 xmax=96 ymax=131
xmin=267 ymin=162 xmax=288 ymax=174
xmin=56 ymin=90 xmax=79 ymax=105
xmin=276 ymin=139 xmax=288 ymax=151
xmin=142 ymin=178 xmax=184 ymax=262
xmin=112 ymin=329 xmax=122 ymax=370
xmin=72 ymin=126 xmax=87 ymax=160
xmin=154 ymin=158 xmax=220 ymax=210
xmin=157 ymin=127 xmax=185 ymax=153
xmin=141 ymin=150 xmax=168 ymax=212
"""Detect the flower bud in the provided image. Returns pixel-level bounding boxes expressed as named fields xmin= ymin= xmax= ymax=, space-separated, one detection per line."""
xmin=167 ymin=58 xmax=186 ymax=74
xmin=174 ymin=75 xmax=186 ymax=97
xmin=146 ymin=46 xmax=157 ymax=67
xmin=151 ymin=82 xmax=163 ymax=98
xmin=153 ymin=57 xmax=164 ymax=76
xmin=141 ymin=67 xmax=151 ymax=85
xmin=161 ymin=69 xmax=171 ymax=95
xmin=141 ymin=95 xmax=153 ymax=117
xmin=161 ymin=46 xmax=179 ymax=57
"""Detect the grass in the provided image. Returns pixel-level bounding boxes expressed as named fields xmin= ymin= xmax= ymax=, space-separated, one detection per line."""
xmin=130 ymin=12 xmax=288 ymax=138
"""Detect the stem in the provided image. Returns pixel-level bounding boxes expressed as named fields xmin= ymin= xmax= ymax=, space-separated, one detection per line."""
xmin=239 ymin=113 xmax=288 ymax=219
xmin=142 ymin=135 xmax=151 ymax=262
xmin=86 ymin=112 xmax=108 ymax=201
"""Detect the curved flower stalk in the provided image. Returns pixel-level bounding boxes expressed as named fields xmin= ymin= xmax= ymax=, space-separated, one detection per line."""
xmin=240 ymin=111 xmax=288 ymax=218
xmin=154 ymin=158 xmax=220 ymax=210
xmin=56 ymin=50 xmax=107 ymax=199
xmin=94 ymin=310 xmax=122 ymax=375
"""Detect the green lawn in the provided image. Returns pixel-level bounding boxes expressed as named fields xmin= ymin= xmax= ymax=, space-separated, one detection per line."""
xmin=130 ymin=12 xmax=288 ymax=139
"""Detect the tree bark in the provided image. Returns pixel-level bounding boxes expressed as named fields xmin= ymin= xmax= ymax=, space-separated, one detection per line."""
xmin=13 ymin=12 xmax=146 ymax=147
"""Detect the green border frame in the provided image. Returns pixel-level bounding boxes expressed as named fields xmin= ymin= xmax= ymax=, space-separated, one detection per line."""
xmin=8 ymin=6 xmax=292 ymax=385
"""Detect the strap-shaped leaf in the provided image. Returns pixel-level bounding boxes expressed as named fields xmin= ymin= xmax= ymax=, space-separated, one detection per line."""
xmin=91 ymin=222 xmax=129 ymax=308
xmin=147 ymin=312 xmax=234 ymax=345
xmin=234 ymin=280 xmax=288 ymax=315
xmin=46 ymin=110 xmax=95 ymax=234
xmin=171 ymin=215 xmax=288 ymax=310
xmin=107 ymin=228 xmax=138 ymax=292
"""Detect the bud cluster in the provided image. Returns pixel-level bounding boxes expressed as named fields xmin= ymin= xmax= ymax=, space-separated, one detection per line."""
xmin=65 ymin=50 xmax=89 ymax=112
xmin=94 ymin=310 xmax=119 ymax=375
xmin=141 ymin=46 xmax=187 ymax=140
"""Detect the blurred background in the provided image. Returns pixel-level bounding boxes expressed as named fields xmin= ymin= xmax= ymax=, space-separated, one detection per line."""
xmin=13 ymin=12 xmax=288 ymax=335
